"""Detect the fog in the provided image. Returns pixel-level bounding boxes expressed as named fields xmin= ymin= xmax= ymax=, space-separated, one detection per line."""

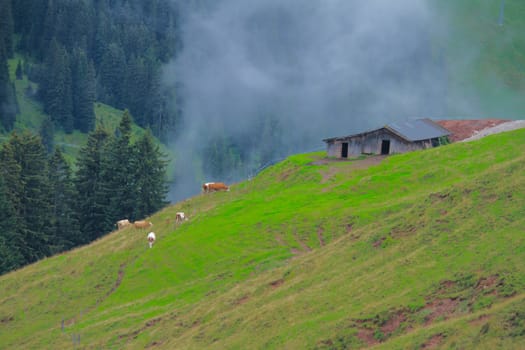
xmin=163 ymin=0 xmax=448 ymax=201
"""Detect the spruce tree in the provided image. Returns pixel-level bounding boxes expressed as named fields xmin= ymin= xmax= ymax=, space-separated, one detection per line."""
xmin=15 ymin=60 xmax=22 ymax=80
xmin=48 ymin=148 xmax=81 ymax=249
xmin=132 ymin=129 xmax=169 ymax=219
xmin=39 ymin=116 xmax=55 ymax=154
xmin=72 ymin=50 xmax=95 ymax=133
xmin=0 ymin=41 xmax=17 ymax=131
xmin=41 ymin=39 xmax=74 ymax=133
xmin=75 ymin=126 xmax=112 ymax=243
xmin=106 ymin=110 xmax=137 ymax=221
xmin=0 ymin=0 xmax=14 ymax=58
xmin=0 ymin=132 xmax=53 ymax=263
xmin=0 ymin=173 xmax=23 ymax=274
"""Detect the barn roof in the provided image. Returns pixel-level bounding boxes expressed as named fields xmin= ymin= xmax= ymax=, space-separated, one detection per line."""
xmin=323 ymin=119 xmax=451 ymax=143
xmin=386 ymin=119 xmax=451 ymax=141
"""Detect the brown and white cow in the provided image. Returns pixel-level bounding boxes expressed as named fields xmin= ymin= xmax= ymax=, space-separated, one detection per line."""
xmin=147 ymin=232 xmax=156 ymax=248
xmin=134 ymin=220 xmax=153 ymax=229
xmin=175 ymin=212 xmax=186 ymax=223
xmin=202 ymin=182 xmax=229 ymax=193
xmin=116 ymin=219 xmax=131 ymax=230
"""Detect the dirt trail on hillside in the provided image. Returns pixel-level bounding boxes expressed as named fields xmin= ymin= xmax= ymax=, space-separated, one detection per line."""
xmin=461 ymin=120 xmax=525 ymax=142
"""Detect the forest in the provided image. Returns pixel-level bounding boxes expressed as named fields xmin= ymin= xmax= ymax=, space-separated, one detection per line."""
xmin=0 ymin=112 xmax=168 ymax=274
xmin=0 ymin=0 xmax=182 ymax=273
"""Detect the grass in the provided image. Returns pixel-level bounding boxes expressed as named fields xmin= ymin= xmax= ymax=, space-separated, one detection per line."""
xmin=0 ymin=127 xmax=524 ymax=349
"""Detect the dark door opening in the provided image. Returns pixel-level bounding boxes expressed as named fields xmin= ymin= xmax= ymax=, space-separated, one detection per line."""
xmin=341 ymin=142 xmax=349 ymax=158
xmin=381 ymin=140 xmax=390 ymax=155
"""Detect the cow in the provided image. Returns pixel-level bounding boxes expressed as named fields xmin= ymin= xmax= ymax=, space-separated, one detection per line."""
xmin=134 ymin=220 xmax=153 ymax=229
xmin=147 ymin=232 xmax=156 ymax=248
xmin=116 ymin=219 xmax=131 ymax=230
xmin=202 ymin=182 xmax=229 ymax=193
xmin=175 ymin=212 xmax=187 ymax=223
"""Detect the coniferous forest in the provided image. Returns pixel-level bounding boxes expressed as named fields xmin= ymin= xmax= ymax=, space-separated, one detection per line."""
xmin=0 ymin=0 xmax=175 ymax=274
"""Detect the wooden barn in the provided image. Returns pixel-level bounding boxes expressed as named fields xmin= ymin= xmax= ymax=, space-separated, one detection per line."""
xmin=323 ymin=119 xmax=451 ymax=158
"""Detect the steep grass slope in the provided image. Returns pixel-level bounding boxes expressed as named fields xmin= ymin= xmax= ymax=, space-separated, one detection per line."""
xmin=1 ymin=128 xmax=524 ymax=349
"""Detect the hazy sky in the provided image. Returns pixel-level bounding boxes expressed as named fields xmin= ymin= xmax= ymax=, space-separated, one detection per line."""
xmin=163 ymin=0 xmax=447 ymax=201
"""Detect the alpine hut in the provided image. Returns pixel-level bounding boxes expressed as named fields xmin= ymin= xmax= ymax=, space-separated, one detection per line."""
xmin=323 ymin=119 xmax=451 ymax=158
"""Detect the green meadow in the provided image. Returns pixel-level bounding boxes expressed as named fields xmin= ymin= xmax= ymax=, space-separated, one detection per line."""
xmin=1 ymin=128 xmax=524 ymax=349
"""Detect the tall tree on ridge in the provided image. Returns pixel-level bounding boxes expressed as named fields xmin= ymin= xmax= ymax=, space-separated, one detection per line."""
xmin=72 ymin=48 xmax=96 ymax=133
xmin=106 ymin=110 xmax=137 ymax=221
xmin=41 ymin=39 xmax=73 ymax=133
xmin=133 ymin=129 xmax=169 ymax=220
xmin=0 ymin=132 xmax=53 ymax=263
xmin=48 ymin=148 xmax=81 ymax=250
xmin=75 ymin=126 xmax=112 ymax=242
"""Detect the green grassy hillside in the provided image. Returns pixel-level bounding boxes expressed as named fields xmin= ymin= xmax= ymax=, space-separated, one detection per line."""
xmin=0 ymin=128 xmax=524 ymax=349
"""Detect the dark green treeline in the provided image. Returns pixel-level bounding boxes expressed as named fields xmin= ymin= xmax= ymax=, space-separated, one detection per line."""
xmin=1 ymin=0 xmax=180 ymax=140
xmin=0 ymin=112 xmax=168 ymax=275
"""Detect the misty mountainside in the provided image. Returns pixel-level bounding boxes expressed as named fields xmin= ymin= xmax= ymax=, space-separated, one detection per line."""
xmin=3 ymin=0 xmax=525 ymax=203
xmin=1 ymin=127 xmax=524 ymax=349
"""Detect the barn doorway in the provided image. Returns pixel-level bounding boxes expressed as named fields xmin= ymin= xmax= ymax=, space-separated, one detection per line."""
xmin=381 ymin=140 xmax=390 ymax=155
xmin=341 ymin=142 xmax=349 ymax=158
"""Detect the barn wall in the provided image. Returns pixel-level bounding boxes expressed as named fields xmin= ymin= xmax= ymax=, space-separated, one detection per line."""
xmin=326 ymin=142 xmax=340 ymax=157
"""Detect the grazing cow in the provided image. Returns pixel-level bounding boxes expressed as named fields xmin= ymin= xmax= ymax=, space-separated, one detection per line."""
xmin=175 ymin=212 xmax=186 ymax=223
xmin=147 ymin=232 xmax=156 ymax=248
xmin=116 ymin=219 xmax=131 ymax=230
xmin=134 ymin=220 xmax=153 ymax=229
xmin=202 ymin=182 xmax=229 ymax=193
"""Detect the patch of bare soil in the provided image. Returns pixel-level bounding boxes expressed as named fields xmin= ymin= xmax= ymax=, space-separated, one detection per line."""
xmin=435 ymin=119 xmax=510 ymax=142
xmin=475 ymin=275 xmax=500 ymax=294
xmin=356 ymin=327 xmax=379 ymax=346
xmin=233 ymin=295 xmax=250 ymax=305
xmin=372 ymin=237 xmax=386 ymax=248
xmin=354 ymin=309 xmax=408 ymax=346
xmin=146 ymin=340 xmax=163 ymax=348
xmin=423 ymin=298 xmax=460 ymax=325
xmin=0 ymin=315 xmax=14 ymax=323
xmin=270 ymin=279 xmax=284 ymax=289
xmin=421 ymin=333 xmax=444 ymax=349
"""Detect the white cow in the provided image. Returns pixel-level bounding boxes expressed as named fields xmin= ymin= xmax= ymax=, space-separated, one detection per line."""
xmin=147 ymin=232 xmax=156 ymax=248
xmin=116 ymin=219 xmax=131 ymax=230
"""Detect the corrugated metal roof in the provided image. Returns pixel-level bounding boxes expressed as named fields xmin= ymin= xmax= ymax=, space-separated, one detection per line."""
xmin=386 ymin=119 xmax=451 ymax=141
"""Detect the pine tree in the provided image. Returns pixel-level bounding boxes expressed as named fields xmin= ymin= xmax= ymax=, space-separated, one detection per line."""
xmin=0 ymin=173 xmax=23 ymax=274
xmin=39 ymin=116 xmax=55 ymax=154
xmin=106 ymin=110 xmax=137 ymax=221
xmin=74 ymin=126 xmax=112 ymax=243
xmin=48 ymin=148 xmax=81 ymax=250
xmin=0 ymin=40 xmax=17 ymax=131
xmin=0 ymin=132 xmax=53 ymax=263
xmin=40 ymin=39 xmax=74 ymax=133
xmin=0 ymin=0 xmax=14 ymax=58
xmin=98 ymin=43 xmax=126 ymax=108
xmin=15 ymin=60 xmax=23 ymax=80
xmin=72 ymin=49 xmax=96 ymax=132
xmin=132 ymin=129 xmax=169 ymax=219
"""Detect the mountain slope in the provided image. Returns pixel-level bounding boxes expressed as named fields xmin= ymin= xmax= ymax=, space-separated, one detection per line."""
xmin=0 ymin=128 xmax=524 ymax=349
